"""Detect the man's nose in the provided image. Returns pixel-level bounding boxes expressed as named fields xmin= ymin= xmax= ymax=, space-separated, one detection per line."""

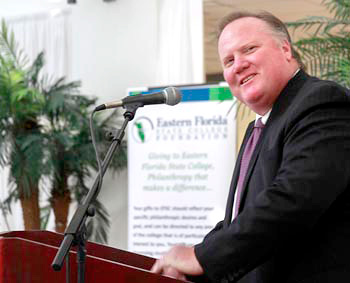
xmin=233 ymin=57 xmax=249 ymax=74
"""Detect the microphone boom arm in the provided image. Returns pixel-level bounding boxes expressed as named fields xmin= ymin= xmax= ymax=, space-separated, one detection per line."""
xmin=51 ymin=103 xmax=141 ymax=281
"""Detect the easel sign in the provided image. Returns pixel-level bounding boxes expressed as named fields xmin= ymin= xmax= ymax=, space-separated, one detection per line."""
xmin=127 ymin=84 xmax=236 ymax=258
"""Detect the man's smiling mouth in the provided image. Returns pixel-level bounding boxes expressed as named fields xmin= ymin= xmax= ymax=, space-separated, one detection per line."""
xmin=241 ymin=74 xmax=256 ymax=85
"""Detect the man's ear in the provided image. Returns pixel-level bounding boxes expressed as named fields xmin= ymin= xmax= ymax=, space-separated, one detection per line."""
xmin=281 ymin=39 xmax=293 ymax=61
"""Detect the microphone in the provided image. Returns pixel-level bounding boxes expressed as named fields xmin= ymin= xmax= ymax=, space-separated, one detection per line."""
xmin=95 ymin=87 xmax=182 ymax=111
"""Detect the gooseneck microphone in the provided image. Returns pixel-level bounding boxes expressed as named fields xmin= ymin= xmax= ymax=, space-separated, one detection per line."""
xmin=95 ymin=86 xmax=182 ymax=111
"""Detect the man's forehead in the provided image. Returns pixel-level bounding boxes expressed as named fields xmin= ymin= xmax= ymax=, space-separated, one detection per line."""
xmin=218 ymin=17 xmax=270 ymax=50
xmin=221 ymin=17 xmax=270 ymax=36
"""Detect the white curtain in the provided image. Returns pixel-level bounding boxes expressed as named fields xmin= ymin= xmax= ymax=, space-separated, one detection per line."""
xmin=0 ymin=9 xmax=71 ymax=232
xmin=5 ymin=8 xmax=71 ymax=81
xmin=155 ymin=0 xmax=204 ymax=85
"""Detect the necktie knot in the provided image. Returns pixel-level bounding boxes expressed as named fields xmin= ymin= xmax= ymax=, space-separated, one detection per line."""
xmin=255 ymin=118 xmax=264 ymax=128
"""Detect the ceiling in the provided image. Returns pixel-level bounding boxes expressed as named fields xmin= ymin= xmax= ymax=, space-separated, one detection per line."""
xmin=203 ymin=0 xmax=331 ymax=75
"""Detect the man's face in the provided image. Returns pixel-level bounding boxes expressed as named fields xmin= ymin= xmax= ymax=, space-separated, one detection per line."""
xmin=218 ymin=17 xmax=294 ymax=115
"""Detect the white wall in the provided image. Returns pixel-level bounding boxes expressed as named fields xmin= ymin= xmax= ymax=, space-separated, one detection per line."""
xmin=69 ymin=0 xmax=159 ymax=103
xmin=0 ymin=0 xmax=161 ymax=250
xmin=0 ymin=0 xmax=160 ymax=102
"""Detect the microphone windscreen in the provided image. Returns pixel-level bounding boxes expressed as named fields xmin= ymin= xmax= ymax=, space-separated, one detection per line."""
xmin=163 ymin=87 xmax=182 ymax=106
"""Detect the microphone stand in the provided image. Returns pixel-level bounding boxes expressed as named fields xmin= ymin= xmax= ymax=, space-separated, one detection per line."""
xmin=51 ymin=104 xmax=140 ymax=283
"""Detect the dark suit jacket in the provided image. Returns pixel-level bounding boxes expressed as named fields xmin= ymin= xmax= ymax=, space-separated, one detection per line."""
xmin=194 ymin=70 xmax=350 ymax=283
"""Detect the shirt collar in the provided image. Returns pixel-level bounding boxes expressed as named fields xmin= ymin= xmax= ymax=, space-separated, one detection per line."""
xmin=255 ymin=110 xmax=271 ymax=125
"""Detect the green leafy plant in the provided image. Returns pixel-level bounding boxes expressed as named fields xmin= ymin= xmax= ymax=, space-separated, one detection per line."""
xmin=42 ymin=78 xmax=126 ymax=242
xmin=0 ymin=20 xmax=127 ymax=243
xmin=0 ymin=20 xmax=45 ymax=230
xmin=286 ymin=0 xmax=350 ymax=87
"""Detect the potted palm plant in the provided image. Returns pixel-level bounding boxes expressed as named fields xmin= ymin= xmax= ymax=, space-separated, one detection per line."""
xmin=0 ymin=20 xmax=45 ymax=230
xmin=0 ymin=20 xmax=126 ymax=243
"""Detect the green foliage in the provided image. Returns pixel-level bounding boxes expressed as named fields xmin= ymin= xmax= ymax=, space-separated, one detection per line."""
xmin=0 ymin=20 xmax=127 ymax=243
xmin=286 ymin=0 xmax=350 ymax=87
xmin=0 ymin=19 xmax=46 ymax=199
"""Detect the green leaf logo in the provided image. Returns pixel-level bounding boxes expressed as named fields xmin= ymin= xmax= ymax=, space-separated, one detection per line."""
xmin=132 ymin=117 xmax=154 ymax=143
xmin=135 ymin=122 xmax=145 ymax=143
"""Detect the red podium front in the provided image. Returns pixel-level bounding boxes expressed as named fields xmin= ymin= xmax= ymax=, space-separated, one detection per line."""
xmin=0 ymin=231 xmax=186 ymax=283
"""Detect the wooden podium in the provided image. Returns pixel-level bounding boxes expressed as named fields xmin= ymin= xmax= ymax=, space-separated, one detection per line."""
xmin=0 ymin=231 xmax=187 ymax=283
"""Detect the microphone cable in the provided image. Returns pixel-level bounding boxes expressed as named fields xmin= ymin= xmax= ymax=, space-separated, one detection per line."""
xmin=89 ymin=109 xmax=103 ymax=196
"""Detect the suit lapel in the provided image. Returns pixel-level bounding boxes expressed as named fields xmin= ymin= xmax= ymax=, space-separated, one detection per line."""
xmin=223 ymin=121 xmax=255 ymax=228
xmin=224 ymin=70 xmax=310 ymax=222
xmin=236 ymin=70 xmax=309 ymax=212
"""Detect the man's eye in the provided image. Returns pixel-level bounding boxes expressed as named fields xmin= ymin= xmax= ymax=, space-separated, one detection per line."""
xmin=247 ymin=46 xmax=257 ymax=52
xmin=224 ymin=58 xmax=234 ymax=67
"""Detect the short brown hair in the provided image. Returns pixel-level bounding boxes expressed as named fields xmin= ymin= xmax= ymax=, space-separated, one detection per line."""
xmin=217 ymin=11 xmax=305 ymax=70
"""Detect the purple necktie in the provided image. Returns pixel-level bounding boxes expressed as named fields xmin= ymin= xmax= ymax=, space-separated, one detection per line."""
xmin=233 ymin=118 xmax=264 ymax=218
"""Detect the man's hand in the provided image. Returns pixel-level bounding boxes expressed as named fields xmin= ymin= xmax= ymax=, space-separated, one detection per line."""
xmin=151 ymin=245 xmax=203 ymax=280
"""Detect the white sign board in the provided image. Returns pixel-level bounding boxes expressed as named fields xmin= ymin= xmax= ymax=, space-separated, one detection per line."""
xmin=128 ymin=85 xmax=236 ymax=258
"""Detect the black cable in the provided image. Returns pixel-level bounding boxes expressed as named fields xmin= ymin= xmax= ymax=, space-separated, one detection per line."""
xmin=89 ymin=110 xmax=103 ymax=195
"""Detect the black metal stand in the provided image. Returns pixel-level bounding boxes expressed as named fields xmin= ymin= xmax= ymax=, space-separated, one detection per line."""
xmin=76 ymin=224 xmax=87 ymax=283
xmin=66 ymin=253 xmax=70 ymax=283
xmin=51 ymin=104 xmax=140 ymax=283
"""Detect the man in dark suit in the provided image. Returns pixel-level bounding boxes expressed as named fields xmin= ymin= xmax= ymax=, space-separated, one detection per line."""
xmin=151 ymin=11 xmax=350 ymax=282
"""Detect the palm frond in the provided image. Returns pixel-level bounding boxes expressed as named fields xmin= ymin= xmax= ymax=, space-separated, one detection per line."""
xmin=86 ymin=199 xmax=110 ymax=244
xmin=0 ymin=201 xmax=11 ymax=230
xmin=286 ymin=0 xmax=350 ymax=88
xmin=0 ymin=19 xmax=29 ymax=69
xmin=27 ymin=51 xmax=45 ymax=87
xmin=9 ymin=131 xmax=45 ymax=197
xmin=322 ymin=0 xmax=350 ymax=21
xmin=72 ymin=173 xmax=110 ymax=243
xmin=40 ymin=204 xmax=52 ymax=230
xmin=1 ymin=183 xmax=18 ymax=211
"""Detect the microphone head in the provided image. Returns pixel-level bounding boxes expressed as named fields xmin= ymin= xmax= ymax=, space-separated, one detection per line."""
xmin=163 ymin=87 xmax=182 ymax=106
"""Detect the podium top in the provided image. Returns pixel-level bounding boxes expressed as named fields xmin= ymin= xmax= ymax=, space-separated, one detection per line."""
xmin=0 ymin=230 xmax=190 ymax=283
xmin=0 ymin=230 xmax=154 ymax=270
